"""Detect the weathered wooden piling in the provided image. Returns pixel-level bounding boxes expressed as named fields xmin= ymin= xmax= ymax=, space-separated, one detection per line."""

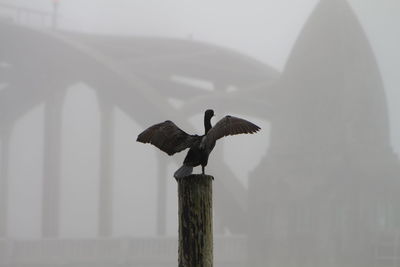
xmin=177 ymin=174 xmax=213 ymax=267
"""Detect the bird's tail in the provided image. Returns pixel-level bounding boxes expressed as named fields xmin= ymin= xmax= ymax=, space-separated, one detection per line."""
xmin=174 ymin=165 xmax=193 ymax=179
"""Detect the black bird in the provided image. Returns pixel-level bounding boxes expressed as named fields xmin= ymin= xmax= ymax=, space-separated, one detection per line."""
xmin=136 ymin=109 xmax=260 ymax=179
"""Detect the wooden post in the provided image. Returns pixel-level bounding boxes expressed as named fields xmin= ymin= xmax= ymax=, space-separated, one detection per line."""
xmin=177 ymin=174 xmax=213 ymax=267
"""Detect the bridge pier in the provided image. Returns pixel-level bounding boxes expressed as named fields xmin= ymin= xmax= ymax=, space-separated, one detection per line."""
xmin=98 ymin=101 xmax=114 ymax=237
xmin=156 ymin=155 xmax=167 ymax=235
xmin=42 ymin=91 xmax=64 ymax=238
xmin=0 ymin=127 xmax=12 ymax=238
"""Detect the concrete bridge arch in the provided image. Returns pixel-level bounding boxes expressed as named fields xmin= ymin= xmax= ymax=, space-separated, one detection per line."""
xmin=0 ymin=20 xmax=278 ymax=238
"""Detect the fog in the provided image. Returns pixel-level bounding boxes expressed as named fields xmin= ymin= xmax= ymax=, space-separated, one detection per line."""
xmin=0 ymin=0 xmax=399 ymax=266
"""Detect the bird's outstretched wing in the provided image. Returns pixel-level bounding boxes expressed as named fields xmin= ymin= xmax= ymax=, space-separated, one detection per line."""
xmin=137 ymin=120 xmax=198 ymax=155
xmin=205 ymin=115 xmax=260 ymax=147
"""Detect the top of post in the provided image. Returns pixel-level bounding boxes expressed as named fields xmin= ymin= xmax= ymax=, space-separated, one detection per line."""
xmin=176 ymin=174 xmax=214 ymax=184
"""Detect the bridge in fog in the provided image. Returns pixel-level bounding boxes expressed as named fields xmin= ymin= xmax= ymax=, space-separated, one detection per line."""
xmin=1 ymin=0 xmax=400 ymax=266
xmin=0 ymin=11 xmax=277 ymax=239
xmin=0 ymin=3 xmax=276 ymax=266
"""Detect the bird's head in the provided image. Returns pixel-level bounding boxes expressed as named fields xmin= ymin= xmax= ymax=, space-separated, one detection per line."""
xmin=205 ymin=109 xmax=215 ymax=120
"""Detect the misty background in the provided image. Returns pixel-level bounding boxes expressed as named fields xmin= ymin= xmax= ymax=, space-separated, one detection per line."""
xmin=0 ymin=0 xmax=399 ymax=266
xmin=2 ymin=0 xmax=399 ymax=151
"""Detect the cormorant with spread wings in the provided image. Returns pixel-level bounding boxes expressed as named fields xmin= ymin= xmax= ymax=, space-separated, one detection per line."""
xmin=137 ymin=109 xmax=260 ymax=179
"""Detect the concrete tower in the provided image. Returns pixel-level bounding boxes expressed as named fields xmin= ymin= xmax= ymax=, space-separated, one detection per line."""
xmin=248 ymin=0 xmax=400 ymax=266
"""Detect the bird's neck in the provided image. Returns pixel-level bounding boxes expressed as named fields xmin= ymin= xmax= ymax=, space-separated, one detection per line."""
xmin=204 ymin=117 xmax=212 ymax=134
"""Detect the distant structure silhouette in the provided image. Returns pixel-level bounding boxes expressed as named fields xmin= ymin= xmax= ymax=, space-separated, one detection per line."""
xmin=247 ymin=0 xmax=400 ymax=266
xmin=137 ymin=109 xmax=260 ymax=178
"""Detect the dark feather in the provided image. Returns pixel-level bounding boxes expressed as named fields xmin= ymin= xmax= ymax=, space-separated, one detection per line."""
xmin=137 ymin=110 xmax=260 ymax=177
xmin=205 ymin=115 xmax=260 ymax=148
xmin=137 ymin=120 xmax=198 ymax=155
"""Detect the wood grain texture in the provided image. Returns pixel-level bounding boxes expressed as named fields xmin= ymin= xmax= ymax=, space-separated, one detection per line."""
xmin=177 ymin=174 xmax=213 ymax=267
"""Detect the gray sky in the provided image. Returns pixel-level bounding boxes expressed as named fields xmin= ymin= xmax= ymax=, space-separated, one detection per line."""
xmin=3 ymin=0 xmax=400 ymax=153
xmin=56 ymin=0 xmax=400 ymax=154
xmin=2 ymin=0 xmax=400 ymax=240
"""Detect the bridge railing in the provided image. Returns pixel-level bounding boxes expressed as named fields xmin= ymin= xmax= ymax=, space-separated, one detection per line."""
xmin=374 ymin=231 xmax=400 ymax=267
xmin=0 ymin=2 xmax=52 ymax=28
xmin=0 ymin=236 xmax=246 ymax=266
